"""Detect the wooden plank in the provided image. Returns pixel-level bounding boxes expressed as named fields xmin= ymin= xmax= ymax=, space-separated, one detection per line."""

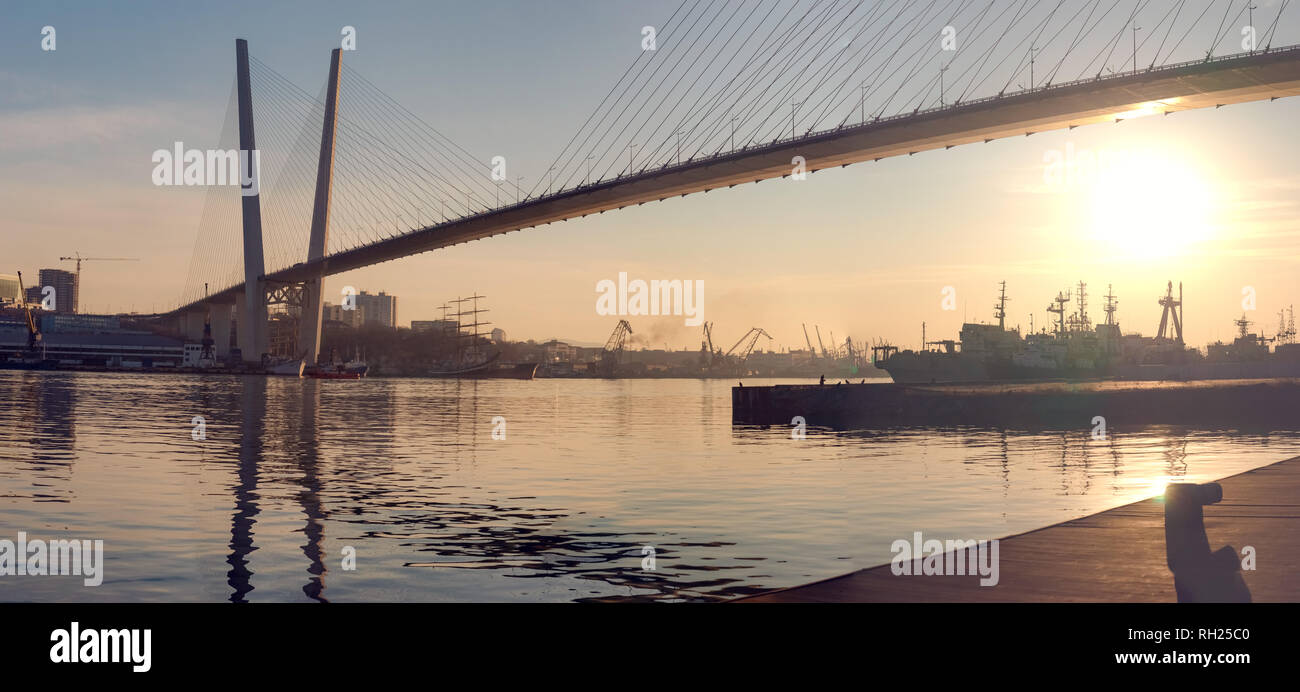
xmin=739 ymin=456 xmax=1300 ymax=603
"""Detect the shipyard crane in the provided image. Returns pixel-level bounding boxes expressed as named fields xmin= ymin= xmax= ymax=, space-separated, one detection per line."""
xmin=699 ymin=321 xmax=719 ymax=368
xmin=15 ymin=271 xmax=42 ymax=353
xmin=597 ymin=319 xmax=633 ymax=377
xmin=815 ymin=325 xmax=827 ymax=358
xmin=726 ymin=327 xmax=773 ymax=372
xmin=802 ymin=323 xmax=817 ymax=360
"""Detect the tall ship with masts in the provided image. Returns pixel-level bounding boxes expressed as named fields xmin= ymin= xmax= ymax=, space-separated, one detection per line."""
xmin=428 ymin=294 xmax=538 ymax=379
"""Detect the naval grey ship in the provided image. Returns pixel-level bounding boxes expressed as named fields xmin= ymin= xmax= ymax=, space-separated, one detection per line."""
xmin=874 ymin=281 xmax=1300 ymax=384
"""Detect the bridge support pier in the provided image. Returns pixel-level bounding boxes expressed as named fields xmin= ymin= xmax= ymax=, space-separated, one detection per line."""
xmin=181 ymin=310 xmax=206 ymax=342
xmin=210 ymin=302 xmax=233 ymax=360
xmin=235 ymin=290 xmax=256 ymax=359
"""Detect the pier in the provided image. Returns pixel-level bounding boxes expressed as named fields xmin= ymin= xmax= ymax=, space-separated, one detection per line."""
xmin=732 ymin=378 xmax=1300 ymax=428
xmin=739 ymin=455 xmax=1300 ymax=602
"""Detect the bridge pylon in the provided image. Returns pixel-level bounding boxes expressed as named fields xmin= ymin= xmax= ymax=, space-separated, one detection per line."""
xmin=235 ymin=38 xmax=269 ymax=364
xmin=298 ymin=48 xmax=342 ymax=367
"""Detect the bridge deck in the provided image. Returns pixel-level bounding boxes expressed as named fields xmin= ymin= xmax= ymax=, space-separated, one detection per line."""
xmin=173 ymin=46 xmax=1300 ymax=315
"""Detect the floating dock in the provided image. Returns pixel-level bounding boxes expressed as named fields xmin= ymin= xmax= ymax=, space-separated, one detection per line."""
xmin=738 ymin=455 xmax=1300 ymax=602
xmin=732 ymin=378 xmax=1300 ymax=428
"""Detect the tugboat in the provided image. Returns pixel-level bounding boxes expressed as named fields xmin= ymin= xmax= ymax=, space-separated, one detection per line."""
xmin=304 ymin=348 xmax=366 ymax=379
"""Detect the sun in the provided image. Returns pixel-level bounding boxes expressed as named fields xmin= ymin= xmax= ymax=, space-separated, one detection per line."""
xmin=1088 ymin=150 xmax=1217 ymax=259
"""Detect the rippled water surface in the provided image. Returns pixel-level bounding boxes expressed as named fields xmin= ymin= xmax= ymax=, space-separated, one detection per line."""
xmin=2 ymin=371 xmax=1298 ymax=602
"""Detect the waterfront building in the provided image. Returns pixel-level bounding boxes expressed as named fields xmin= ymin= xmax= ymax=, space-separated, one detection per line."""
xmin=38 ymin=268 xmax=78 ymax=314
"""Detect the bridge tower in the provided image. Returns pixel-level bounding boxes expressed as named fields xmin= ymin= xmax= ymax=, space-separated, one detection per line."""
xmin=235 ymin=38 xmax=269 ymax=363
xmin=299 ymin=48 xmax=342 ymax=367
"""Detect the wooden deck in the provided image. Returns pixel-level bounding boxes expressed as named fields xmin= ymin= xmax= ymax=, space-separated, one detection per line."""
xmin=740 ymin=455 xmax=1300 ymax=603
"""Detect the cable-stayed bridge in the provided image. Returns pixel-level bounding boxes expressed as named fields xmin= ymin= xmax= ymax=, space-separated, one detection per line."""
xmin=164 ymin=0 xmax=1300 ymax=366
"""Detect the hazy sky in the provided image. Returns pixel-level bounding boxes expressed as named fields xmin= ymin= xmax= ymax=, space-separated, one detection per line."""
xmin=3 ymin=1 xmax=1299 ymax=351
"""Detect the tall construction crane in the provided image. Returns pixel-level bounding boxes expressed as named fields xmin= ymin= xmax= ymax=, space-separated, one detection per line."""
xmin=815 ymin=325 xmax=827 ymax=358
xmin=726 ymin=327 xmax=772 ymax=372
xmin=597 ymin=319 xmax=633 ymax=377
xmin=802 ymin=323 xmax=817 ymax=360
xmin=59 ymin=253 xmax=139 ymax=311
xmin=59 ymin=252 xmax=140 ymax=276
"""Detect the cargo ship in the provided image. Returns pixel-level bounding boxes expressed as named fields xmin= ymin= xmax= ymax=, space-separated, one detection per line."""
xmin=874 ymin=281 xmax=1300 ymax=384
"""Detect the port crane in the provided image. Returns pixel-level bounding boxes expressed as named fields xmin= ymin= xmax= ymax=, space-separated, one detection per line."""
xmin=699 ymin=321 xmax=720 ymax=367
xmin=726 ymin=327 xmax=772 ymax=373
xmin=815 ymin=325 xmax=827 ymax=358
xmin=597 ymin=319 xmax=633 ymax=377
xmin=14 ymin=271 xmax=46 ymax=360
xmin=802 ymin=323 xmax=817 ymax=361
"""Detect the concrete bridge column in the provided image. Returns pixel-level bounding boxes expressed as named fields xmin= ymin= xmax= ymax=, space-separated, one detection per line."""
xmin=210 ymin=303 xmax=233 ymax=359
xmin=299 ymin=48 xmax=342 ymax=367
xmin=236 ymin=38 xmax=269 ymax=364
xmin=182 ymin=310 xmax=206 ymax=342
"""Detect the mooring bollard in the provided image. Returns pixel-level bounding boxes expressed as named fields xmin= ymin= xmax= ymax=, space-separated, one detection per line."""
xmin=1163 ymin=482 xmax=1250 ymax=603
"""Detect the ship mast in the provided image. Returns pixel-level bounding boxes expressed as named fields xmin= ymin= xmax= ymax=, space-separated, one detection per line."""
xmin=1076 ymin=281 xmax=1090 ymax=332
xmin=1235 ymin=313 xmax=1251 ymax=340
xmin=994 ymin=281 xmax=1008 ymax=330
xmin=1047 ymin=289 xmax=1071 ymax=336
xmin=1156 ymin=281 xmax=1183 ymax=345
xmin=1103 ymin=284 xmax=1118 ymax=326
xmin=449 ymin=294 xmax=491 ymax=362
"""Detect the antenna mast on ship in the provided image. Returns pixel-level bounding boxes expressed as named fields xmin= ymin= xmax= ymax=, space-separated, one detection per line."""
xmin=1076 ymin=281 xmax=1090 ymax=331
xmin=1235 ymin=314 xmax=1252 ymax=340
xmin=1156 ymin=281 xmax=1183 ymax=345
xmin=1047 ymin=289 xmax=1071 ymax=336
xmin=1104 ymin=284 xmax=1118 ymax=326
xmin=994 ymin=281 xmax=1008 ymax=330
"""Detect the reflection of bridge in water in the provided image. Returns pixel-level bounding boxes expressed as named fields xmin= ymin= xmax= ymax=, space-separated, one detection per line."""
xmin=158 ymin=3 xmax=1300 ymax=368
